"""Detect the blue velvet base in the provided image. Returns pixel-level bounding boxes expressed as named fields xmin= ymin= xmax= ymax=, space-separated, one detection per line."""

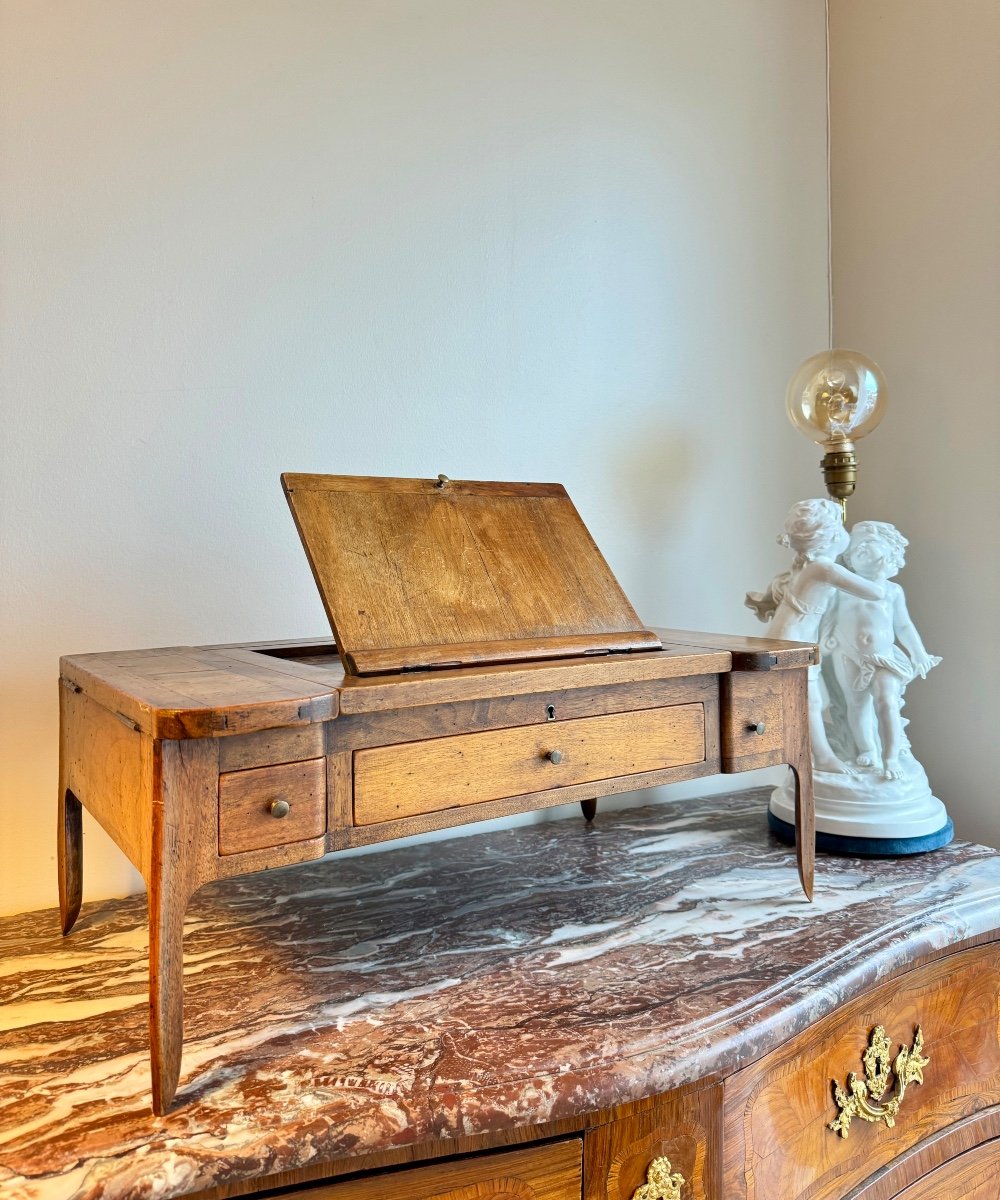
xmin=767 ymin=810 xmax=955 ymax=858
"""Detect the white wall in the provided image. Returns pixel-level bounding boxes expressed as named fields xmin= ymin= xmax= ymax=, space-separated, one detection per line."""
xmin=0 ymin=0 xmax=828 ymax=916
xmin=830 ymin=0 xmax=1000 ymax=848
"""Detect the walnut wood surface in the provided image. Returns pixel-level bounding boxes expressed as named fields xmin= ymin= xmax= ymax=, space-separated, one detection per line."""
xmin=218 ymin=723 xmax=326 ymax=772
xmin=331 ymin=675 xmax=716 ymax=752
xmin=781 ymin=668 xmax=814 ymax=902
xmin=721 ymin=943 xmax=1000 ymax=1200
xmin=334 ymin=644 xmax=731 ymax=715
xmin=56 ymin=627 xmax=815 ymax=1113
xmin=584 ymin=1085 xmax=722 ymax=1200
xmin=281 ymin=474 xmax=658 ymax=676
xmin=354 ymin=703 xmax=707 ymax=825
xmin=658 ymin=628 xmax=818 ymax=671
xmin=720 ymin=673 xmax=786 ymax=770
xmin=218 ymin=758 xmax=327 ymax=855
xmin=60 ymin=646 xmax=338 ymax=739
xmin=59 ymin=683 xmax=153 ymax=885
xmin=890 ymin=1138 xmax=1000 ymax=1199
xmin=845 ymin=1109 xmax=1000 ymax=1199
xmin=720 ymin=667 xmax=814 ymax=899
xmin=279 ymin=1141 xmax=582 ymax=1200
xmin=348 ymin=631 xmax=662 ymax=676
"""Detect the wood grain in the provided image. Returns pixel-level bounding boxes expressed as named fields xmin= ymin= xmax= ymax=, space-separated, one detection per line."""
xmin=59 ymin=683 xmax=153 ymax=881
xmin=721 ymin=943 xmax=1000 ymax=1200
xmin=781 ymin=668 xmax=814 ymax=903
xmin=327 ymin=754 xmax=721 ymax=852
xmin=150 ymin=738 xmax=221 ymax=1114
xmin=57 ymin=787 xmax=83 ymax=935
xmin=219 ymin=724 xmax=326 ymax=773
xmin=353 ymin=703 xmax=707 ymax=825
xmin=584 ymin=1084 xmax=722 ymax=1200
xmin=334 ymin=645 xmax=731 ymax=716
xmin=60 ymin=648 xmax=337 ymax=739
xmin=281 ymin=474 xmax=656 ymax=675
xmin=846 ymin=1109 xmax=1000 ymax=1199
xmin=662 ymin=629 xmax=818 ymax=671
xmin=276 ymin=1140 xmax=582 ymax=1199
xmin=891 ymin=1139 xmax=1000 ymax=1199
xmin=55 ymin=623 xmax=816 ymax=1114
xmin=218 ymin=758 xmax=327 ymax=855
xmin=720 ymin=673 xmax=786 ymax=771
xmin=333 ymin=676 xmax=716 ymax=753
xmin=347 ymin=631 xmax=662 ymax=676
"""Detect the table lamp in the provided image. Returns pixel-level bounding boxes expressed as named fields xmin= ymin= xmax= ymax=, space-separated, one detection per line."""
xmin=786 ymin=348 xmax=888 ymax=515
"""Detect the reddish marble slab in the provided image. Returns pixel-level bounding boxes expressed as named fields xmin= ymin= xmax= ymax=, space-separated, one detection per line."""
xmin=1 ymin=787 xmax=998 ymax=1200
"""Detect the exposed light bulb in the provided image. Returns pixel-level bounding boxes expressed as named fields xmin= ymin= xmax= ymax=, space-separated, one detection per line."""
xmin=786 ymin=349 xmax=888 ymax=502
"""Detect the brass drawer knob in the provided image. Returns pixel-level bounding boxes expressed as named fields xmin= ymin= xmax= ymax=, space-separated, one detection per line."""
xmin=631 ymin=1155 xmax=685 ymax=1199
xmin=547 ymin=749 xmax=564 ymax=764
xmin=269 ymin=798 xmax=291 ymax=819
xmin=829 ymin=1024 xmax=929 ymax=1138
xmin=747 ymin=721 xmax=766 ymax=735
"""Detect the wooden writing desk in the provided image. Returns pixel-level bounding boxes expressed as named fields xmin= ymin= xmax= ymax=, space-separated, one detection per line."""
xmin=57 ymin=477 xmax=816 ymax=1113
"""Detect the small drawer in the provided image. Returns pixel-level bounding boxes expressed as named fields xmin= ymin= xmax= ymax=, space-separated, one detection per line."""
xmin=277 ymin=1140 xmax=582 ymax=1199
xmin=587 ymin=1085 xmax=718 ymax=1200
xmin=353 ymin=704 xmax=707 ymax=826
xmin=723 ymin=943 xmax=1000 ymax=1200
xmin=218 ymin=757 xmax=327 ymax=855
xmin=720 ymin=673 xmax=785 ymax=769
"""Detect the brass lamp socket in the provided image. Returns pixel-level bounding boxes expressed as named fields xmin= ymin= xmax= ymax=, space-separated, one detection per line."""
xmin=821 ymin=440 xmax=858 ymax=500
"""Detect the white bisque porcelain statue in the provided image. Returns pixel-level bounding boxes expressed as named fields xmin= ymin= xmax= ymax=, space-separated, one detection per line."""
xmin=746 ymin=500 xmax=952 ymax=854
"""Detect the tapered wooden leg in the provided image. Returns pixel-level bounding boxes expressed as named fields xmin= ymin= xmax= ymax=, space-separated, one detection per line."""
xmin=58 ymin=789 xmax=83 ymax=935
xmin=782 ymin=667 xmax=815 ymax=902
xmin=149 ymin=879 xmax=187 ymax=1115
xmin=580 ymin=798 xmax=597 ymax=822
xmin=790 ymin=762 xmax=815 ymax=902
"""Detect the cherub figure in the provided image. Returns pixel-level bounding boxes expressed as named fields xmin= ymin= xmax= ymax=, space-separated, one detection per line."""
xmin=746 ymin=499 xmax=884 ymax=774
xmin=824 ymin=521 xmax=941 ymax=780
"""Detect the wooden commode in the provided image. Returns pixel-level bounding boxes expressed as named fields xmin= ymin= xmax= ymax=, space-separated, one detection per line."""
xmin=57 ymin=475 xmax=817 ymax=1113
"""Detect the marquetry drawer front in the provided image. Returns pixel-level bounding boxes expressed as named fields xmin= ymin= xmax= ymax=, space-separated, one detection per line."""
xmin=218 ymin=757 xmax=327 ymax=855
xmin=585 ymin=1086 xmax=719 ymax=1200
xmin=280 ymin=1140 xmax=582 ymax=1199
xmin=353 ymin=703 xmax=706 ymax=826
xmin=889 ymin=1139 xmax=1000 ymax=1199
xmin=720 ymin=673 xmax=785 ymax=769
xmin=722 ymin=943 xmax=1000 ymax=1200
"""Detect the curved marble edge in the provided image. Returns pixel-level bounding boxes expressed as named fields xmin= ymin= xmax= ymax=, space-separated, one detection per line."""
xmin=2 ymin=788 xmax=999 ymax=1200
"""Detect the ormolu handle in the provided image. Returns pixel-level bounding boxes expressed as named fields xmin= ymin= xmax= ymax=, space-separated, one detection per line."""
xmin=630 ymin=1155 xmax=685 ymax=1200
xmin=269 ymin=799 xmax=291 ymax=819
xmin=546 ymin=749 xmax=564 ymax=764
xmin=829 ymin=1025 xmax=929 ymax=1138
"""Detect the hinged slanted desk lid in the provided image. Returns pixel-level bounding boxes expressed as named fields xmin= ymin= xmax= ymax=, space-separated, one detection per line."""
xmin=282 ymin=473 xmax=662 ymax=675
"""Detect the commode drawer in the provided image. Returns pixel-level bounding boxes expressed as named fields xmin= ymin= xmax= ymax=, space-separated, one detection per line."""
xmin=586 ymin=1085 xmax=719 ymax=1200
xmin=353 ymin=703 xmax=707 ymax=826
xmin=722 ymin=943 xmax=1000 ymax=1200
xmin=277 ymin=1140 xmax=582 ymax=1199
xmin=218 ymin=757 xmax=327 ymax=855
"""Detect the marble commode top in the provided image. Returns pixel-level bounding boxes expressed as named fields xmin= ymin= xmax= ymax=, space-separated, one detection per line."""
xmin=3 ymin=787 xmax=1000 ymax=1200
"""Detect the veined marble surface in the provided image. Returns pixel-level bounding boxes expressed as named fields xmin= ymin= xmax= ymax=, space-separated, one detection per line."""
xmin=2 ymin=787 xmax=999 ymax=1200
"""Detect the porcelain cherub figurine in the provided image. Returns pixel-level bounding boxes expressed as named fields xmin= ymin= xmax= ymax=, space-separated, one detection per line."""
xmin=746 ymin=499 xmax=884 ymax=774
xmin=823 ymin=521 xmax=941 ymax=780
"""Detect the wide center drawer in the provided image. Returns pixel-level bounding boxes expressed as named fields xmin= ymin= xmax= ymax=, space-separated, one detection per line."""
xmin=722 ymin=942 xmax=1000 ymax=1200
xmin=353 ymin=702 xmax=706 ymax=826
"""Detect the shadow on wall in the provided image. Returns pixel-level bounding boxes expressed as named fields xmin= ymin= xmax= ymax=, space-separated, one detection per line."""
xmin=613 ymin=422 xmax=697 ymax=621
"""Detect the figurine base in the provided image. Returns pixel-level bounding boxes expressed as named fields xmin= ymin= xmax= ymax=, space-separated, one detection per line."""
xmin=767 ymin=810 xmax=954 ymax=857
